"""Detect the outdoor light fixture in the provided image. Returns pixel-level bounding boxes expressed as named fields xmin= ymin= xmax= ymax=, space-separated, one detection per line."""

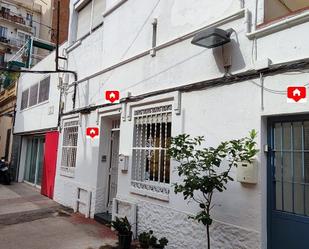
xmin=191 ymin=28 xmax=234 ymax=48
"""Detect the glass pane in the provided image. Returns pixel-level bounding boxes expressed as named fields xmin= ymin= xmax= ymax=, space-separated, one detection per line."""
xmin=283 ymin=152 xmax=293 ymax=212
xmin=274 ymin=152 xmax=282 ymax=210
xmin=25 ymin=139 xmax=38 ymax=184
xmin=274 ymin=123 xmax=282 ymax=151
xmin=282 ymin=123 xmax=291 ymax=150
xmin=36 ymin=138 xmax=45 ymax=186
xmin=305 ymin=185 xmax=309 ymax=216
xmin=276 ymin=181 xmax=283 ymax=211
xmin=304 ymin=121 xmax=309 ymax=150
xmin=305 ymin=153 xmax=309 ymax=184
xmin=294 ymin=152 xmax=302 ymax=183
xmin=293 ymin=122 xmax=302 ymax=151
xmin=294 ymin=183 xmax=304 ymax=215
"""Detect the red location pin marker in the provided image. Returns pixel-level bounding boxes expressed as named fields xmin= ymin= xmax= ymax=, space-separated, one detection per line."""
xmin=86 ymin=127 xmax=99 ymax=139
xmin=105 ymin=90 xmax=120 ymax=103
xmin=287 ymin=86 xmax=307 ymax=103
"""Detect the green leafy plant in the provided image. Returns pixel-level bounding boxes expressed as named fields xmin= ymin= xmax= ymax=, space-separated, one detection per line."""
xmin=111 ymin=216 xmax=132 ymax=235
xmin=168 ymin=130 xmax=258 ymax=249
xmin=138 ymin=230 xmax=169 ymax=249
xmin=138 ymin=230 xmax=153 ymax=249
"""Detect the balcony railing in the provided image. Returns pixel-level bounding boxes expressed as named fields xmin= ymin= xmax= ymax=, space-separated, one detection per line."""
xmin=0 ymin=36 xmax=28 ymax=48
xmin=0 ymin=10 xmax=26 ymax=26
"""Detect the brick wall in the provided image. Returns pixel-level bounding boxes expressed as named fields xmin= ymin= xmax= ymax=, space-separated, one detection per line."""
xmin=51 ymin=0 xmax=69 ymax=45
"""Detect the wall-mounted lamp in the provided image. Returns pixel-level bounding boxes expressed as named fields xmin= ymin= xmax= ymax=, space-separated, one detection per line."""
xmin=191 ymin=28 xmax=234 ymax=48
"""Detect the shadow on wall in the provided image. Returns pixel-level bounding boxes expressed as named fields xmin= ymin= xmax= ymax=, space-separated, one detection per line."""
xmin=212 ymin=39 xmax=246 ymax=74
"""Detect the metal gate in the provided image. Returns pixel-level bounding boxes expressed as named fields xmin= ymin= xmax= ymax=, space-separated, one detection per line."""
xmin=268 ymin=116 xmax=309 ymax=249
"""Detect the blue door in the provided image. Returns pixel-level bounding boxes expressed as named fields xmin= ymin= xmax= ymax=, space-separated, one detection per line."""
xmin=268 ymin=116 xmax=309 ymax=249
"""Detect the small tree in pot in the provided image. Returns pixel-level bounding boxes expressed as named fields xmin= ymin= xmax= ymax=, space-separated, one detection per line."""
xmin=111 ymin=216 xmax=132 ymax=249
xmin=168 ymin=130 xmax=258 ymax=249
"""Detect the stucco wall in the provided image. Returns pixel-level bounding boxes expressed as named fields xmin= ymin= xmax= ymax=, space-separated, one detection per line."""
xmin=14 ymin=44 xmax=67 ymax=134
xmin=54 ymin=1 xmax=309 ymax=248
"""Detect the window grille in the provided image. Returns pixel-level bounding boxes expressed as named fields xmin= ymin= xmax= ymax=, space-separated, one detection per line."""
xmin=112 ymin=119 xmax=120 ymax=130
xmin=28 ymin=83 xmax=38 ymax=107
xmin=38 ymin=76 xmax=50 ymax=103
xmin=131 ymin=105 xmax=172 ymax=195
xmin=61 ymin=121 xmax=79 ymax=171
xmin=272 ymin=121 xmax=309 ymax=216
xmin=21 ymin=89 xmax=29 ymax=110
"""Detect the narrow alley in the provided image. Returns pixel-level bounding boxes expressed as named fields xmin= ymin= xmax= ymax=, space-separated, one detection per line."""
xmin=0 ymin=183 xmax=117 ymax=249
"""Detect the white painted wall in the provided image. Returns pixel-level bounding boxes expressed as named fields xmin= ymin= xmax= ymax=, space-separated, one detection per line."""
xmin=14 ymin=45 xmax=66 ymax=133
xmin=53 ymin=0 xmax=309 ymax=248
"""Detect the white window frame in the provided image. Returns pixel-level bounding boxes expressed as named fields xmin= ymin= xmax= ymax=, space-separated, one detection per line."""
xmin=38 ymin=75 xmax=50 ymax=103
xmin=130 ymin=104 xmax=172 ymax=201
xmin=60 ymin=120 xmax=79 ymax=177
xmin=74 ymin=0 xmax=105 ymax=41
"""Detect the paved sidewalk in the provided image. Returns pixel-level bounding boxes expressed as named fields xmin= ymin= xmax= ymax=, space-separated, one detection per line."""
xmin=0 ymin=183 xmax=117 ymax=249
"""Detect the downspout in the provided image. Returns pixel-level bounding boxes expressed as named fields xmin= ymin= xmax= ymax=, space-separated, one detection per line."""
xmin=55 ymin=0 xmax=78 ymax=110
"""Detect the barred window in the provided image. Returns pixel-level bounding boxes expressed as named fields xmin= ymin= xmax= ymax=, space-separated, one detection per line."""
xmin=131 ymin=105 xmax=172 ymax=195
xmin=38 ymin=76 xmax=50 ymax=103
xmin=61 ymin=121 xmax=79 ymax=170
xmin=28 ymin=83 xmax=38 ymax=107
xmin=21 ymin=89 xmax=29 ymax=110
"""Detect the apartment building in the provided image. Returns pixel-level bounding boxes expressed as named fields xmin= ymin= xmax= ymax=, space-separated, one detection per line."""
xmin=0 ymin=0 xmax=69 ymax=182
xmin=13 ymin=0 xmax=309 ymax=248
xmin=12 ymin=0 xmax=69 ymax=194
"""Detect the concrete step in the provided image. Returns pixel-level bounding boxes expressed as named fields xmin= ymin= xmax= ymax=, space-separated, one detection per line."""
xmin=94 ymin=212 xmax=112 ymax=226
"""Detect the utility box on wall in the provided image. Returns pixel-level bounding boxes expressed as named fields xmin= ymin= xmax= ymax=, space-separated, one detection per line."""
xmin=119 ymin=154 xmax=129 ymax=172
xmin=236 ymin=159 xmax=258 ymax=184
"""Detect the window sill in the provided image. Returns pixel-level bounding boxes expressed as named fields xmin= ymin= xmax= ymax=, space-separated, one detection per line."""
xmin=20 ymin=100 xmax=49 ymax=113
xmin=60 ymin=166 xmax=75 ymax=178
xmin=130 ymin=180 xmax=170 ymax=202
xmin=103 ymin=0 xmax=128 ymax=18
xmin=67 ymin=22 xmax=104 ymax=53
xmin=247 ymin=10 xmax=309 ymax=39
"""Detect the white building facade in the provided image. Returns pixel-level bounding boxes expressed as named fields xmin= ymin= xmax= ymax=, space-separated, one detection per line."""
xmin=51 ymin=0 xmax=309 ymax=249
xmin=14 ymin=45 xmax=66 ymax=198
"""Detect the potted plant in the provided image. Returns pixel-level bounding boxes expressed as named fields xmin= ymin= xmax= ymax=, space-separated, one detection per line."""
xmin=138 ymin=230 xmax=168 ymax=249
xmin=111 ymin=216 xmax=132 ymax=249
xmin=138 ymin=230 xmax=153 ymax=249
xmin=151 ymin=237 xmax=168 ymax=249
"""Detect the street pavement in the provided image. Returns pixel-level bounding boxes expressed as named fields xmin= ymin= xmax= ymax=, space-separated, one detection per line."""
xmin=0 ymin=183 xmax=117 ymax=249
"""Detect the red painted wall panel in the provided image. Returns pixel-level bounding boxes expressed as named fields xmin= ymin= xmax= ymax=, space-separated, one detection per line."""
xmin=41 ymin=131 xmax=59 ymax=199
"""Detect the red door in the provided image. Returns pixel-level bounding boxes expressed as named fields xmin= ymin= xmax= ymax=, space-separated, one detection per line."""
xmin=41 ymin=131 xmax=59 ymax=199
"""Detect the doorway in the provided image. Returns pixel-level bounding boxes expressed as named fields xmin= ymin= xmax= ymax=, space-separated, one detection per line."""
xmin=94 ymin=117 xmax=120 ymax=224
xmin=106 ymin=128 xmax=120 ymax=213
xmin=106 ymin=119 xmax=120 ymax=213
xmin=24 ymin=136 xmax=45 ymax=188
xmin=268 ymin=116 xmax=309 ymax=249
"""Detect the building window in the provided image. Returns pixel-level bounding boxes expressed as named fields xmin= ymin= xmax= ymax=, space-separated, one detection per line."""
xmin=92 ymin=0 xmax=106 ymax=28
xmin=28 ymin=83 xmax=38 ymax=107
xmin=265 ymin=0 xmax=309 ymax=23
xmin=26 ymin=13 xmax=33 ymax=27
xmin=61 ymin=121 xmax=79 ymax=172
xmin=273 ymin=121 xmax=309 ymax=216
xmin=38 ymin=76 xmax=50 ymax=103
xmin=75 ymin=0 xmax=105 ymax=40
xmin=131 ymin=105 xmax=172 ymax=196
xmin=21 ymin=89 xmax=29 ymax=110
xmin=0 ymin=26 xmax=8 ymax=38
xmin=76 ymin=1 xmax=92 ymax=39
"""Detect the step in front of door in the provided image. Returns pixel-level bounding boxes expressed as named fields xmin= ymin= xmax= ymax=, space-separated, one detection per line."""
xmin=94 ymin=212 xmax=112 ymax=226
